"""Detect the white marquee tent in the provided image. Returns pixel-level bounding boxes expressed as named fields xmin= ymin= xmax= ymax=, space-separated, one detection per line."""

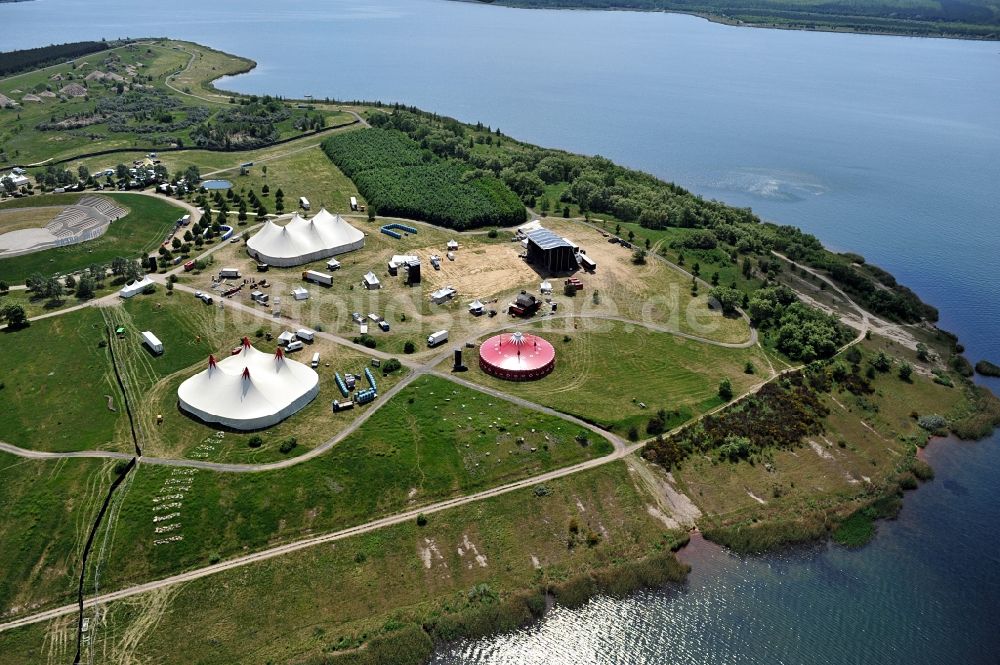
xmin=246 ymin=208 xmax=364 ymax=267
xmin=177 ymin=338 xmax=320 ymax=430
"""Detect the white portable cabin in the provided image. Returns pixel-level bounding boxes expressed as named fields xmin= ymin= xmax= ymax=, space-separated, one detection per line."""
xmin=579 ymin=253 xmax=597 ymax=271
xmin=220 ymin=268 xmax=240 ymax=279
xmin=291 ymin=287 xmax=310 ymax=301
xmin=299 ymin=197 xmax=310 ymax=210
xmin=119 ymin=276 xmax=154 ymax=299
xmin=296 ymin=328 xmax=315 ymax=342
xmin=141 ymin=330 xmax=163 ymax=355
xmin=349 ymin=196 xmax=358 ymax=211
xmin=362 ymin=271 xmax=381 ymax=290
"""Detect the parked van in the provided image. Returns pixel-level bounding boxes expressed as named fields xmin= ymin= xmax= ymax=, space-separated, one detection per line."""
xmin=311 ymin=352 xmax=320 ymax=368
xmin=286 ymin=340 xmax=305 ymax=352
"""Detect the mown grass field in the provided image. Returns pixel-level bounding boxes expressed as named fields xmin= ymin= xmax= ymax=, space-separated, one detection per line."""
xmin=0 ymin=462 xmax=683 ymax=665
xmin=450 ymin=320 xmax=769 ymax=434
xmin=0 ymin=452 xmax=113 ymax=619
xmin=101 ymin=375 xmax=612 ymax=595
xmin=0 ymin=306 xmax=123 ymax=453
xmin=0 ymin=193 xmax=183 ymax=283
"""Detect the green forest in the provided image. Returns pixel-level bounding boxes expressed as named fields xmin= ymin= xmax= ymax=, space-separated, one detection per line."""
xmin=321 ymin=128 xmax=526 ymax=229
xmin=466 ymin=0 xmax=1000 ymax=39
xmin=0 ymin=40 xmax=119 ymax=77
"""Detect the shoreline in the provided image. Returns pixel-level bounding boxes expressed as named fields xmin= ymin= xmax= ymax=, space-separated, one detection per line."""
xmin=446 ymin=0 xmax=1000 ymax=42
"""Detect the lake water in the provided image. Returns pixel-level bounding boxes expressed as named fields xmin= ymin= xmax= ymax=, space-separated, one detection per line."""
xmin=3 ymin=1 xmax=999 ymax=662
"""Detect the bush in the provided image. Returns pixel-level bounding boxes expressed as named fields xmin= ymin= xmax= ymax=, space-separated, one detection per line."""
xmin=917 ymin=414 xmax=948 ymax=432
xmin=382 ymin=358 xmax=402 ymax=375
xmin=353 ymin=333 xmax=377 ymax=349
xmin=403 ymin=340 xmax=416 ymax=354
xmin=416 ymin=513 xmax=427 ymax=527
xmin=247 ymin=434 xmax=263 ymax=448
xmin=278 ymin=437 xmax=297 ymax=453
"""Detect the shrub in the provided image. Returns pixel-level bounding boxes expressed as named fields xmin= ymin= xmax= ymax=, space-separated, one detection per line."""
xmin=917 ymin=414 xmax=947 ymax=432
xmin=278 ymin=437 xmax=297 ymax=453
xmin=353 ymin=333 xmax=377 ymax=349
xmin=718 ymin=377 xmax=734 ymax=401
xmin=416 ymin=513 xmax=427 ymax=526
xmin=247 ymin=434 xmax=263 ymax=448
xmin=382 ymin=358 xmax=402 ymax=375
xmin=403 ymin=340 xmax=416 ymax=354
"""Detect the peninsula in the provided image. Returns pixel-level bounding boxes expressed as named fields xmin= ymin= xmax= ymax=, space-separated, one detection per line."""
xmin=0 ymin=40 xmax=997 ymax=665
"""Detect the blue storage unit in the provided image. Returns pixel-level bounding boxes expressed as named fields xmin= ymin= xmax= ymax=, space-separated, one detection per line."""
xmin=364 ymin=367 xmax=377 ymax=394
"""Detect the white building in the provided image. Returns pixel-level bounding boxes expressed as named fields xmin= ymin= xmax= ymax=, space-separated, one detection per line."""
xmin=291 ymin=287 xmax=309 ymax=301
xmin=246 ymin=208 xmax=364 ymax=267
xmin=177 ymin=339 xmax=319 ymax=430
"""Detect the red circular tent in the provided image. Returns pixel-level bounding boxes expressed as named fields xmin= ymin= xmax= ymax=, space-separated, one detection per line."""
xmin=479 ymin=331 xmax=555 ymax=381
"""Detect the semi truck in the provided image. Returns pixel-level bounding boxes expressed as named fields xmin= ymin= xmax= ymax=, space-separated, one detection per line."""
xmin=302 ymin=270 xmax=333 ymax=286
xmin=427 ymin=330 xmax=449 ymax=347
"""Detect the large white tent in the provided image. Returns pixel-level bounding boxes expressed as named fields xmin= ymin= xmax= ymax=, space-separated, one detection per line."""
xmin=177 ymin=338 xmax=320 ymax=430
xmin=246 ymin=208 xmax=364 ymax=267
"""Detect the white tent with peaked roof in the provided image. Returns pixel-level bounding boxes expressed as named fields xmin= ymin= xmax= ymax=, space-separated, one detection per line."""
xmin=177 ymin=338 xmax=319 ymax=430
xmin=246 ymin=208 xmax=364 ymax=267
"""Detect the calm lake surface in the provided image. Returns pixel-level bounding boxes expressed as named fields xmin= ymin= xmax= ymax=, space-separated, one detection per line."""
xmin=3 ymin=1 xmax=999 ymax=662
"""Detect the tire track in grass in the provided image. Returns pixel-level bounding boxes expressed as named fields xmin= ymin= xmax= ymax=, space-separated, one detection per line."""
xmin=72 ymin=326 xmax=141 ymax=665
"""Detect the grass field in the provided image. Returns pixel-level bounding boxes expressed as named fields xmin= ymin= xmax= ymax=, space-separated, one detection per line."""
xmin=449 ymin=320 xmax=770 ymax=433
xmin=0 ymin=462 xmax=684 ymax=665
xmin=0 ymin=193 xmax=183 ymax=284
xmin=0 ymin=452 xmax=113 ymax=619
xmin=100 ymin=374 xmax=612 ymax=595
xmin=0 ymin=205 xmax=63 ymax=234
xmin=0 ymin=306 xmax=124 ymax=453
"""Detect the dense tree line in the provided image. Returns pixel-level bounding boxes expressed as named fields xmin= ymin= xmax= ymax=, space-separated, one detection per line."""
xmin=321 ymin=128 xmax=524 ymax=229
xmin=477 ymin=0 xmax=999 ymax=38
xmin=0 ymin=40 xmax=116 ymax=77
